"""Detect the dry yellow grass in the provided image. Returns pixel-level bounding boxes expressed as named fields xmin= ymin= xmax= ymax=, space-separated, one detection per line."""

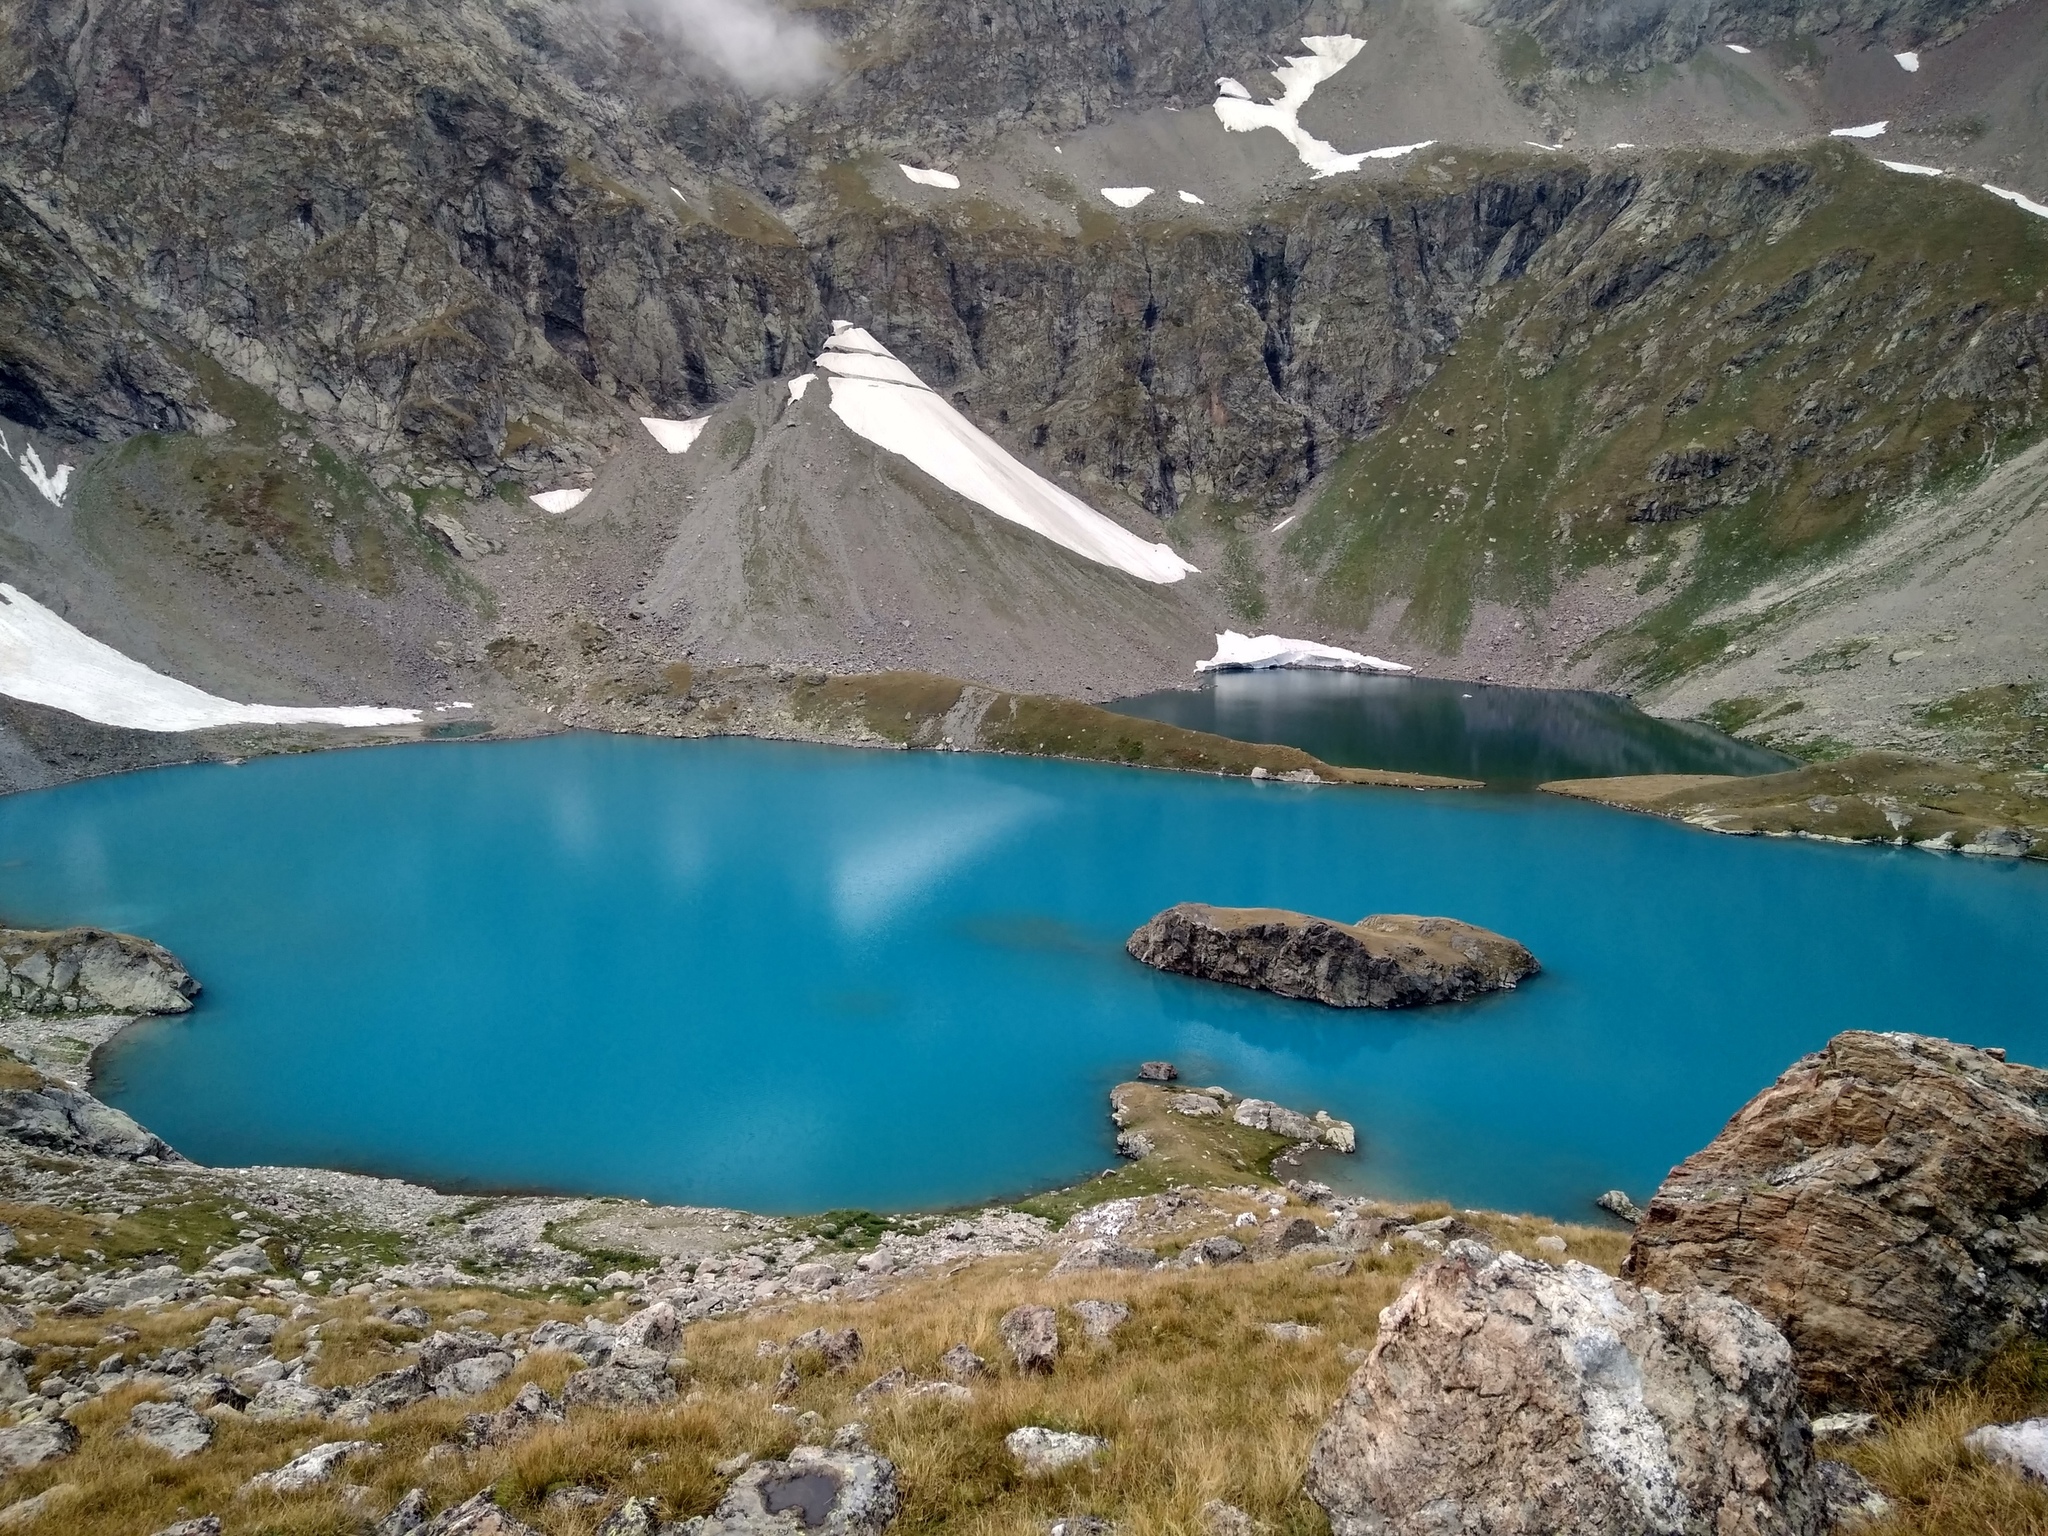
xmin=0 ymin=1209 xmax=1623 ymax=1536
xmin=1848 ymin=1345 xmax=2048 ymax=1536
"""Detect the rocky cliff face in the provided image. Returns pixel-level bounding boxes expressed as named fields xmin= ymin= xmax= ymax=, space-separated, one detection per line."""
xmin=0 ymin=926 xmax=198 ymax=1018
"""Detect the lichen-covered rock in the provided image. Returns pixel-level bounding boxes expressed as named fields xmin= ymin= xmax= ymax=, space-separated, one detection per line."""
xmin=1007 ymin=1427 xmax=1109 ymax=1475
xmin=1625 ymin=1031 xmax=2048 ymax=1406
xmin=685 ymin=1446 xmax=899 ymax=1535
xmin=0 ymin=1418 xmax=77 ymax=1471
xmin=1126 ymin=905 xmax=1538 ymax=1009
xmin=413 ymin=1492 xmax=543 ymax=1536
xmin=125 ymin=1399 xmax=214 ymax=1458
xmin=1306 ymin=1241 xmax=1822 ymax=1536
xmin=561 ymin=1365 xmax=675 ymax=1410
xmin=0 ymin=926 xmax=198 ymax=1017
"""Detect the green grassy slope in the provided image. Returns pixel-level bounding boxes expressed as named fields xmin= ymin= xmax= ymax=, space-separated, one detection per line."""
xmin=1288 ymin=147 xmax=2048 ymax=686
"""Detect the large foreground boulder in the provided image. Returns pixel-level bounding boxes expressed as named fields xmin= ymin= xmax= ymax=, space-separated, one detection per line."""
xmin=1307 ymin=1242 xmax=1821 ymax=1536
xmin=1126 ymin=904 xmax=1537 ymax=1008
xmin=1625 ymin=1031 xmax=2048 ymax=1407
xmin=684 ymin=1446 xmax=899 ymax=1535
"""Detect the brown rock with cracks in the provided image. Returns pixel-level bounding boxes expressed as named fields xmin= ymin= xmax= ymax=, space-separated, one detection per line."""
xmin=1001 ymin=1304 xmax=1059 ymax=1374
xmin=1625 ymin=1030 xmax=2048 ymax=1407
xmin=1307 ymin=1241 xmax=1823 ymax=1536
xmin=1126 ymin=905 xmax=1537 ymax=1009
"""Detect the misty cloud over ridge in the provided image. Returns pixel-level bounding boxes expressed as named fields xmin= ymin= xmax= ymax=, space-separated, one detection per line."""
xmin=624 ymin=0 xmax=834 ymax=93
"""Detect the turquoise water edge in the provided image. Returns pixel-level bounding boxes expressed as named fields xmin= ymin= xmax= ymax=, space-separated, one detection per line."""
xmin=0 ymin=732 xmax=2041 ymax=1220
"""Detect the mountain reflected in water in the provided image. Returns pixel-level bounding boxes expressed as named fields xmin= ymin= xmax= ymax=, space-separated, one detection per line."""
xmin=1108 ymin=672 xmax=1794 ymax=787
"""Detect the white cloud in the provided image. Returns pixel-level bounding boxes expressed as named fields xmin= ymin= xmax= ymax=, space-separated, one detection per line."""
xmin=625 ymin=0 xmax=832 ymax=93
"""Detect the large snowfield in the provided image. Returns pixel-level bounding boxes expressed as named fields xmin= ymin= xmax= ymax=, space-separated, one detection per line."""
xmin=0 ymin=583 xmax=420 ymax=732
xmin=1196 ymin=630 xmax=1411 ymax=674
xmin=813 ymin=325 xmax=1197 ymax=584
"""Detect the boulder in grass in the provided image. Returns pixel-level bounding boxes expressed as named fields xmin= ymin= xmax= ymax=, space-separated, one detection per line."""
xmin=1127 ymin=905 xmax=1537 ymax=1009
xmin=693 ymin=1446 xmax=900 ymax=1535
xmin=561 ymin=1364 xmax=675 ymax=1410
xmin=1007 ymin=1427 xmax=1108 ymax=1476
xmin=411 ymin=1492 xmax=544 ymax=1536
xmin=0 ymin=1418 xmax=77 ymax=1471
xmin=243 ymin=1440 xmax=375 ymax=1495
xmin=1307 ymin=1241 xmax=1824 ymax=1536
xmin=1000 ymin=1305 xmax=1059 ymax=1374
xmin=126 ymin=1399 xmax=215 ymax=1458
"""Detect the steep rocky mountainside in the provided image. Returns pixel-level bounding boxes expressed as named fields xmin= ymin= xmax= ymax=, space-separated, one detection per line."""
xmin=1 ymin=0 xmax=2044 ymax=771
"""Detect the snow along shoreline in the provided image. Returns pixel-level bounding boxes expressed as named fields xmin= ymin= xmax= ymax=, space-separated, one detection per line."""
xmin=0 ymin=583 xmax=421 ymax=733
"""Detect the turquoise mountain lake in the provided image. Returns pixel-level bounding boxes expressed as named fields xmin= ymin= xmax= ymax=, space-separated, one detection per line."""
xmin=0 ymin=734 xmax=2042 ymax=1219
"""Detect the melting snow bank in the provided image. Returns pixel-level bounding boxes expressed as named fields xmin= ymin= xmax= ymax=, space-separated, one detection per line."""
xmin=1882 ymin=160 xmax=1945 ymax=176
xmin=0 ymin=583 xmax=420 ymax=732
xmin=530 ymin=488 xmax=588 ymax=513
xmin=1986 ymin=184 xmax=2048 ymax=220
xmin=640 ymin=416 xmax=708 ymax=454
xmin=1212 ymin=36 xmax=1379 ymax=178
xmin=1196 ymin=631 xmax=1411 ymax=674
xmin=1101 ymin=187 xmax=1154 ymax=207
xmin=899 ymin=165 xmax=959 ymax=190
xmin=787 ymin=373 xmax=817 ymax=402
xmin=1178 ymin=190 xmax=1205 ymax=204
xmin=815 ymin=324 xmax=1195 ymax=583
xmin=16 ymin=445 xmax=71 ymax=507
xmin=1895 ymin=50 xmax=1920 ymax=70
xmin=1830 ymin=121 xmax=1888 ymax=138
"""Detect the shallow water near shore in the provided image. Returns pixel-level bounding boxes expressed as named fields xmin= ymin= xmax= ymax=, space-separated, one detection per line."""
xmin=1 ymin=733 xmax=2042 ymax=1219
xmin=1108 ymin=670 xmax=1795 ymax=785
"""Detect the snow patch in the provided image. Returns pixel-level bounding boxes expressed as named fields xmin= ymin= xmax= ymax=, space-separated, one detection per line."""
xmin=640 ymin=416 xmax=709 ymax=454
xmin=1212 ymin=36 xmax=1377 ymax=178
xmin=17 ymin=446 xmax=71 ymax=506
xmin=1985 ymin=183 xmax=2048 ymax=220
xmin=787 ymin=373 xmax=817 ymax=401
xmin=1611 ymin=141 xmax=1637 ymax=149
xmin=1363 ymin=140 xmax=1434 ymax=160
xmin=1269 ymin=514 xmax=1298 ymax=534
xmin=899 ymin=164 xmax=960 ymax=190
xmin=1880 ymin=160 xmax=1944 ymax=176
xmin=530 ymin=489 xmax=588 ymax=513
xmin=1100 ymin=187 xmax=1154 ymax=207
xmin=1830 ymin=121 xmax=1888 ymax=138
xmin=1178 ymin=189 xmax=1205 ymax=204
xmin=1524 ymin=140 xmax=1561 ymax=152
xmin=814 ymin=329 xmax=1195 ymax=584
xmin=0 ymin=582 xmax=420 ymax=732
xmin=1196 ymin=631 xmax=1410 ymax=674
xmin=1724 ymin=43 xmax=1751 ymax=53
xmin=1894 ymin=50 xmax=1920 ymax=71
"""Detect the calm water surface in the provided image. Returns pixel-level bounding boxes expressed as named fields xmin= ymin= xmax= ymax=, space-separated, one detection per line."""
xmin=0 ymin=734 xmax=2039 ymax=1218
xmin=1109 ymin=671 xmax=1795 ymax=784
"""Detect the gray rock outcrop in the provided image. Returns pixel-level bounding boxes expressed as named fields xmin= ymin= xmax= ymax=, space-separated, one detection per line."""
xmin=1307 ymin=1241 xmax=1823 ymax=1536
xmin=0 ymin=1418 xmax=77 ymax=1471
xmin=126 ymin=1399 xmax=215 ymax=1458
xmin=0 ymin=1078 xmax=178 ymax=1161
xmin=1007 ymin=1427 xmax=1109 ymax=1475
xmin=413 ymin=1492 xmax=543 ymax=1536
xmin=0 ymin=926 xmax=198 ymax=1018
xmin=1963 ymin=1418 xmax=2048 ymax=1482
xmin=1127 ymin=906 xmax=1538 ymax=1009
xmin=1625 ymin=1031 xmax=2048 ymax=1406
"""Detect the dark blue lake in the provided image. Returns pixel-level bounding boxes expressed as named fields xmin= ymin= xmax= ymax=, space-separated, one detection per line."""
xmin=0 ymin=734 xmax=2041 ymax=1220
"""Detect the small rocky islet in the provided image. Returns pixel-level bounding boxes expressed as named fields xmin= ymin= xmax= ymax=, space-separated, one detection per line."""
xmin=1125 ymin=903 xmax=1539 ymax=1009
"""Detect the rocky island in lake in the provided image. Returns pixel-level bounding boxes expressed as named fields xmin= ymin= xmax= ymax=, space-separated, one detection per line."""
xmin=1126 ymin=904 xmax=1539 ymax=1009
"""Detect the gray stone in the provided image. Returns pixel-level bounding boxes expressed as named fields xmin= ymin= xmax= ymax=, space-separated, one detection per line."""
xmin=0 ymin=1080 xmax=178 ymax=1161
xmin=1179 ymin=1235 xmax=1248 ymax=1267
xmin=1006 ymin=1427 xmax=1109 ymax=1475
xmin=939 ymin=1344 xmax=988 ymax=1380
xmin=528 ymin=1319 xmax=613 ymax=1365
xmin=691 ymin=1445 xmax=899 ymax=1535
xmin=1166 ymin=1092 xmax=1222 ymax=1117
xmin=615 ymin=1300 xmax=683 ymax=1354
xmin=0 ymin=926 xmax=199 ymax=1016
xmin=562 ymin=1365 xmax=676 ymax=1410
xmin=1127 ymin=906 xmax=1538 ymax=1009
xmin=126 ymin=1399 xmax=215 ymax=1458
xmin=0 ymin=1485 xmax=77 ymax=1530
xmin=414 ymin=1491 xmax=545 ymax=1536
xmin=376 ymin=1489 xmax=431 ymax=1536
xmin=0 ymin=1418 xmax=77 ymax=1470
xmin=596 ymin=1496 xmax=666 ymax=1536
xmin=1052 ymin=1240 xmax=1156 ymax=1275
xmin=1001 ymin=1304 xmax=1060 ymax=1374
xmin=1811 ymin=1412 xmax=1880 ymax=1446
xmin=245 ymin=1378 xmax=335 ymax=1421
xmin=147 ymin=1517 xmax=222 ymax=1536
xmin=1257 ymin=1217 xmax=1332 ymax=1255
xmin=460 ymin=1382 xmax=564 ymax=1449
xmin=1813 ymin=1460 xmax=1892 ymax=1528
xmin=212 ymin=1242 xmax=273 ymax=1275
xmin=1200 ymin=1502 xmax=1259 ymax=1536
xmin=1049 ymin=1519 xmax=1113 ymax=1536
xmin=1069 ymin=1300 xmax=1132 ymax=1342
xmin=788 ymin=1262 xmax=840 ymax=1293
xmin=1596 ymin=1190 xmax=1644 ymax=1223
xmin=1137 ymin=1061 xmax=1177 ymax=1082
xmin=244 ymin=1439 xmax=374 ymax=1494
xmin=1264 ymin=1322 xmax=1321 ymax=1343
xmin=790 ymin=1327 xmax=863 ymax=1372
xmin=1307 ymin=1242 xmax=1823 ymax=1536
xmin=1965 ymin=1416 xmax=2048 ymax=1482
xmin=433 ymin=1350 xmax=516 ymax=1398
